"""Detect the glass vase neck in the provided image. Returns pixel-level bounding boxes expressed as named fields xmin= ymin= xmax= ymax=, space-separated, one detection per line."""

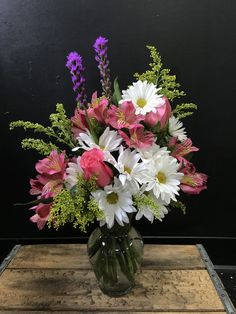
xmin=100 ymin=221 xmax=132 ymax=237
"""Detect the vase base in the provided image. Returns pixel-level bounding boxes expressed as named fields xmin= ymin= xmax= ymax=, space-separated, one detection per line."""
xmin=99 ymin=283 xmax=134 ymax=297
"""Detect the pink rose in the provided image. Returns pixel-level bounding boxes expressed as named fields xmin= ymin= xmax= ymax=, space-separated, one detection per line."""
xmin=145 ymin=96 xmax=171 ymax=128
xmin=80 ymin=148 xmax=113 ymax=187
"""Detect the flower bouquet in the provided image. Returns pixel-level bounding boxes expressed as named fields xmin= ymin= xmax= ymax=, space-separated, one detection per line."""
xmin=10 ymin=36 xmax=207 ymax=296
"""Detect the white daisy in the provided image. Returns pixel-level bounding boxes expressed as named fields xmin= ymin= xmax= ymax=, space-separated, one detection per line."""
xmin=168 ymin=116 xmax=187 ymax=142
xmin=98 ymin=127 xmax=123 ymax=152
xmin=119 ymin=80 xmax=164 ymax=115
xmin=135 ymin=192 xmax=168 ymax=223
xmin=73 ymin=127 xmax=122 ymax=160
xmin=91 ymin=178 xmax=136 ymax=228
xmin=65 ymin=157 xmax=83 ymax=190
xmin=138 ymin=144 xmax=169 ymax=162
xmin=112 ymin=147 xmax=149 ymax=193
xmin=145 ymin=154 xmax=184 ymax=204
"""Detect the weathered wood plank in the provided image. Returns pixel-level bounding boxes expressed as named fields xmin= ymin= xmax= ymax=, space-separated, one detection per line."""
xmin=0 ymin=310 xmax=226 ymax=314
xmin=8 ymin=244 xmax=88 ymax=269
xmin=8 ymin=244 xmax=204 ymax=270
xmin=0 ymin=269 xmax=224 ymax=311
xmin=143 ymin=244 xmax=204 ymax=269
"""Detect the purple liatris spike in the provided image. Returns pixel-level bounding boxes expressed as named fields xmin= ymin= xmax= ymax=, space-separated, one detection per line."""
xmin=66 ymin=51 xmax=87 ymax=107
xmin=93 ymin=36 xmax=112 ymax=101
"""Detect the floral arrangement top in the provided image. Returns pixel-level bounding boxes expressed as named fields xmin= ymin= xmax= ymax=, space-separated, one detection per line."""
xmin=10 ymin=36 xmax=207 ymax=231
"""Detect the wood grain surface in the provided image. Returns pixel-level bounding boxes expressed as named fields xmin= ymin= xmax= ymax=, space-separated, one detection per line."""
xmin=0 ymin=244 xmax=226 ymax=313
xmin=8 ymin=244 xmax=205 ymax=270
xmin=0 ymin=310 xmax=227 ymax=314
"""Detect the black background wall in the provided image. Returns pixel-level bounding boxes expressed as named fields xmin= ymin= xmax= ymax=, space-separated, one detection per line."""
xmin=1 ymin=0 xmax=236 ymax=254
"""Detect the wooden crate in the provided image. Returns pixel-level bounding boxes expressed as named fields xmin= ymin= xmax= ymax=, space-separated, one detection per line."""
xmin=0 ymin=244 xmax=235 ymax=313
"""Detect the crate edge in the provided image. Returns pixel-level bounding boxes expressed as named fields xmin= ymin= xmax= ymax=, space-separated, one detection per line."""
xmin=197 ymin=244 xmax=236 ymax=314
xmin=0 ymin=245 xmax=21 ymax=276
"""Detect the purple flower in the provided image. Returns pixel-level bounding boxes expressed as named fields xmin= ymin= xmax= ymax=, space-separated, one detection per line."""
xmin=93 ymin=36 xmax=112 ymax=101
xmin=66 ymin=51 xmax=87 ymax=107
xmin=93 ymin=36 xmax=108 ymax=50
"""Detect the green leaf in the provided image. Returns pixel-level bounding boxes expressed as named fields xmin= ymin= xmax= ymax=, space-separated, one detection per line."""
xmin=134 ymin=46 xmax=186 ymax=101
xmin=85 ymin=111 xmax=99 ymax=144
xmin=173 ymin=103 xmax=198 ymax=120
xmin=104 ymin=161 xmax=120 ymax=176
xmin=14 ymin=197 xmax=53 ymax=206
xmin=170 ymin=200 xmax=187 ymax=215
xmin=112 ymin=77 xmax=122 ymax=105
xmin=151 ymin=121 xmax=161 ymax=133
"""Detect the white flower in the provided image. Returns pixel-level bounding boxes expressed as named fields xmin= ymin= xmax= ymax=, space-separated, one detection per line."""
xmin=135 ymin=192 xmax=168 ymax=223
xmin=91 ymin=178 xmax=136 ymax=228
xmin=112 ymin=147 xmax=149 ymax=193
xmin=145 ymin=154 xmax=184 ymax=204
xmin=168 ymin=116 xmax=187 ymax=142
xmin=138 ymin=144 xmax=169 ymax=162
xmin=136 ymin=205 xmax=155 ymax=223
xmin=65 ymin=157 xmax=83 ymax=190
xmin=98 ymin=127 xmax=123 ymax=152
xmin=73 ymin=127 xmax=122 ymax=160
xmin=119 ymin=80 xmax=164 ymax=115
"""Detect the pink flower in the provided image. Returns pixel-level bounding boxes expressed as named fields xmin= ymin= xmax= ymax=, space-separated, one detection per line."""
xmin=145 ymin=96 xmax=171 ymax=128
xmin=119 ymin=124 xmax=155 ymax=149
xmin=180 ymin=172 xmax=208 ymax=194
xmin=87 ymin=92 xmax=109 ymax=123
xmin=38 ymin=174 xmax=66 ymax=197
xmin=171 ymin=138 xmax=199 ymax=157
xmin=29 ymin=150 xmax=67 ymax=230
xmin=30 ymin=202 xmax=52 ymax=230
xmin=179 ymin=159 xmax=196 ymax=174
xmin=36 ymin=150 xmax=67 ymax=176
xmin=107 ymin=101 xmax=144 ymax=129
xmin=80 ymin=148 xmax=113 ymax=187
xmin=71 ymin=108 xmax=88 ymax=138
xmin=169 ymin=138 xmax=199 ymax=170
xmin=29 ymin=178 xmax=44 ymax=195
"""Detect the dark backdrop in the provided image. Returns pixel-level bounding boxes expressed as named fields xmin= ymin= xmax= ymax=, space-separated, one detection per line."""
xmin=1 ymin=0 xmax=236 ymax=245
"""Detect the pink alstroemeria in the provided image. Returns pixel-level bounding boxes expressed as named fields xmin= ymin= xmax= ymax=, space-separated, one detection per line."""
xmin=119 ymin=125 xmax=155 ymax=149
xmin=107 ymin=101 xmax=144 ymax=129
xmin=145 ymin=96 xmax=172 ymax=128
xmin=29 ymin=151 xmax=67 ymax=230
xmin=30 ymin=202 xmax=52 ymax=230
xmin=39 ymin=174 xmax=66 ymax=197
xmin=171 ymin=137 xmax=199 ymax=157
xmin=180 ymin=172 xmax=208 ymax=195
xmin=87 ymin=92 xmax=109 ymax=123
xmin=29 ymin=178 xmax=45 ymax=195
xmin=71 ymin=108 xmax=88 ymax=138
xmin=36 ymin=150 xmax=67 ymax=176
xmin=169 ymin=137 xmax=199 ymax=170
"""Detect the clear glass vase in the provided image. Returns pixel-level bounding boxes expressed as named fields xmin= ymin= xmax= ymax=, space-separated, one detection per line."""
xmin=87 ymin=223 xmax=144 ymax=297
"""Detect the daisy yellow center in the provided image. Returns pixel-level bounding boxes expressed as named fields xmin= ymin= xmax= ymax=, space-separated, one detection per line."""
xmin=137 ymin=98 xmax=147 ymax=108
xmin=124 ymin=166 xmax=132 ymax=174
xmin=99 ymin=145 xmax=105 ymax=150
xmin=156 ymin=171 xmax=167 ymax=184
xmin=106 ymin=192 xmax=119 ymax=204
